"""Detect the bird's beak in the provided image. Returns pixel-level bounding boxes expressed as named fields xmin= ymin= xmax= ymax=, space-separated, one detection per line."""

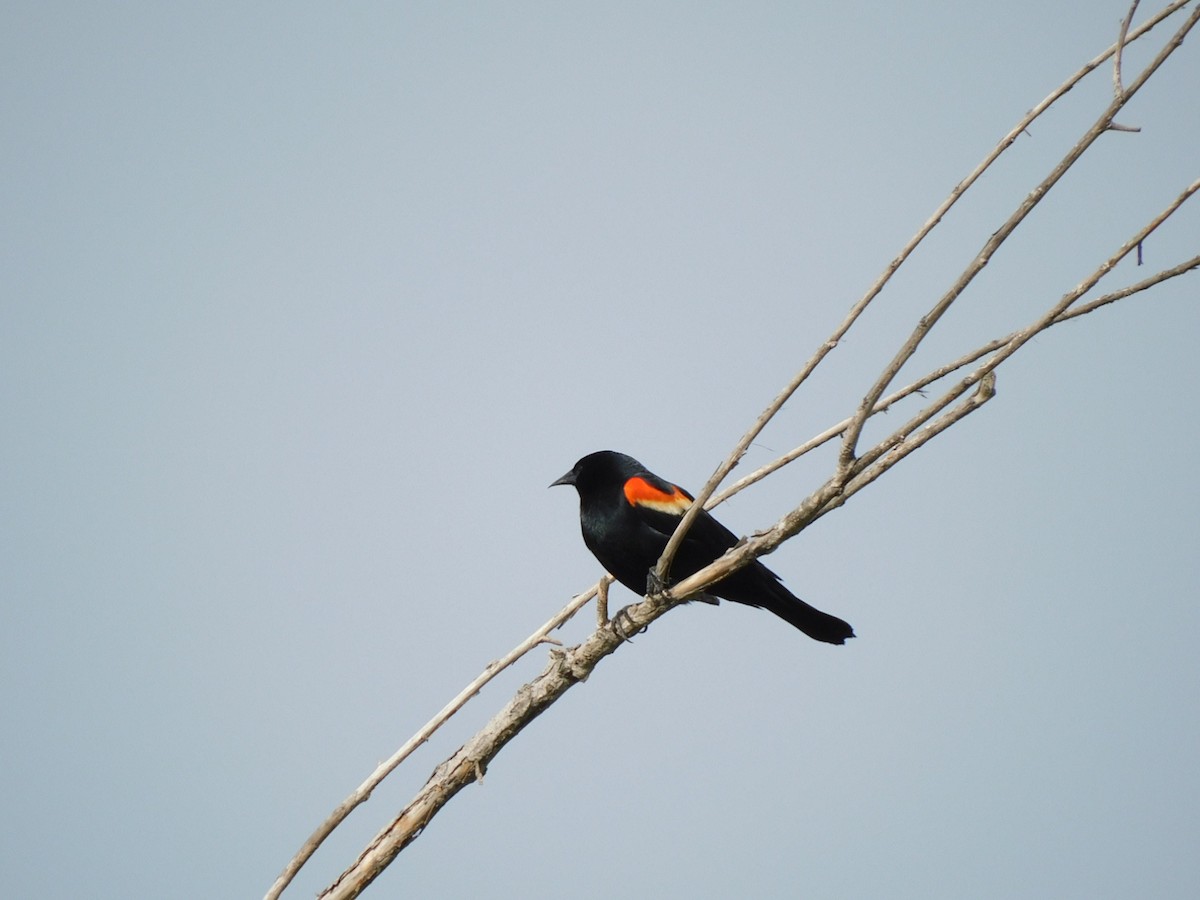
xmin=549 ymin=468 xmax=577 ymax=488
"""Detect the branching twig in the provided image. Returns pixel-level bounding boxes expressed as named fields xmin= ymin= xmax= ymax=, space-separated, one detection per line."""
xmin=317 ymin=588 xmax=682 ymax=900
xmin=667 ymin=181 xmax=1197 ymax=588
xmin=267 ymin=5 xmax=1198 ymax=898
xmin=844 ymin=177 xmax=1199 ymax=490
xmin=709 ymin=248 xmax=1199 ymax=510
xmin=838 ymin=1 xmax=1199 ymax=474
xmin=650 ymin=0 xmax=1191 ymax=588
xmin=263 ymin=579 xmax=606 ymax=900
xmin=312 ymin=175 xmax=1197 ymax=896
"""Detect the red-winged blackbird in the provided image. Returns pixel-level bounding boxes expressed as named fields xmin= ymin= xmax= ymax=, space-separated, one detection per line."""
xmin=552 ymin=450 xmax=854 ymax=645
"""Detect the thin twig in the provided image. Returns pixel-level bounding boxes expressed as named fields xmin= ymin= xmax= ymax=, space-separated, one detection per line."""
xmin=649 ymin=0 xmax=1189 ymax=588
xmin=709 ymin=346 xmax=1009 ymax=507
xmin=268 ymin=6 xmax=1199 ymax=897
xmin=264 ymin=579 xmax=606 ymax=900
xmin=836 ymin=373 xmax=998 ymax=511
xmin=838 ymin=3 xmax=1200 ymax=474
xmin=710 ymin=179 xmax=1198 ymax=511
xmin=848 ymin=177 xmax=1200 ymax=493
xmin=681 ymin=184 xmax=1197 ymax=579
xmin=1115 ymin=1 xmax=1143 ymax=96
xmin=1062 ymin=253 xmax=1200 ymax=319
xmin=710 ymin=249 xmax=1199 ymax=510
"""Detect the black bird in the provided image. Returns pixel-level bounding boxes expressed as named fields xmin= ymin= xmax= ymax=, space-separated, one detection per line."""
xmin=552 ymin=450 xmax=854 ymax=644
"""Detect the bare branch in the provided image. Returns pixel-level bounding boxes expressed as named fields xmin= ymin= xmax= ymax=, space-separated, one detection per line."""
xmin=317 ymin=593 xmax=677 ymax=900
xmin=712 ymin=185 xmax=1198 ymax=508
xmin=595 ymin=576 xmax=610 ymax=627
xmin=838 ymin=3 xmax=1200 ymax=473
xmin=1062 ymin=253 xmax=1200 ymax=320
xmin=835 ymin=372 xmax=998 ymax=512
xmin=308 ymin=123 xmax=1199 ymax=900
xmin=849 ymin=178 xmax=1200 ymax=489
xmin=673 ymin=181 xmax=1198 ymax=588
xmin=1115 ymin=1 xmax=1143 ymax=96
xmin=650 ymin=348 xmax=837 ymax=588
xmin=264 ymin=580 xmax=606 ymax=900
xmin=709 ymin=347 xmax=1009 ymax=508
xmin=268 ymin=7 xmax=1199 ymax=898
xmin=650 ymin=0 xmax=1192 ymax=589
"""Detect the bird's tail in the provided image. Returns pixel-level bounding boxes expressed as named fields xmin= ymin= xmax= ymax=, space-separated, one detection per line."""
xmin=755 ymin=570 xmax=855 ymax=645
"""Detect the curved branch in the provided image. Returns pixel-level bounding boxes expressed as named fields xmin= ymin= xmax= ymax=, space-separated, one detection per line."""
xmin=264 ymin=581 xmax=605 ymax=900
xmin=838 ymin=3 xmax=1200 ymax=471
xmin=266 ymin=6 xmax=1198 ymax=898
xmin=652 ymin=0 xmax=1192 ymax=587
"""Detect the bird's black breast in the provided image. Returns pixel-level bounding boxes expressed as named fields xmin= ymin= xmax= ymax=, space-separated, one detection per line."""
xmin=579 ymin=498 xmax=668 ymax=595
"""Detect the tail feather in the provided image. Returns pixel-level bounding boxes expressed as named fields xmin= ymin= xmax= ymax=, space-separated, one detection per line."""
xmin=719 ymin=562 xmax=855 ymax=645
xmin=761 ymin=592 xmax=855 ymax=644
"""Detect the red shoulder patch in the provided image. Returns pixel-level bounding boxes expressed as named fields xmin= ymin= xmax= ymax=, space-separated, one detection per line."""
xmin=623 ymin=476 xmax=692 ymax=514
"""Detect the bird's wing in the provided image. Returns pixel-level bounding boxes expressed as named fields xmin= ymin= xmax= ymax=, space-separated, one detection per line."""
xmin=621 ymin=474 xmax=740 ymax=553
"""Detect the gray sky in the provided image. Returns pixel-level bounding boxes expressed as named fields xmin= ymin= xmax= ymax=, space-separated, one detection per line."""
xmin=3 ymin=3 xmax=1198 ymax=898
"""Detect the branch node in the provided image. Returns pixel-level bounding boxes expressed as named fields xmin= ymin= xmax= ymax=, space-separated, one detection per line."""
xmin=547 ymin=646 xmax=590 ymax=682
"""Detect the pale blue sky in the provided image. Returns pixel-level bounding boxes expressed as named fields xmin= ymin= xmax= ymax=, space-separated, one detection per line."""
xmin=2 ymin=3 xmax=1198 ymax=898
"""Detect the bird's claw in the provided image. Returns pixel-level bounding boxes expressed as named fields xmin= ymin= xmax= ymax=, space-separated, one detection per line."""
xmin=645 ymin=568 xmax=667 ymax=596
xmin=609 ymin=605 xmax=645 ymax=642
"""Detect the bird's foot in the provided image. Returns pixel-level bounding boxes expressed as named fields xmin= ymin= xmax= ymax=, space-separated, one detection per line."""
xmin=609 ymin=605 xmax=645 ymax=642
xmin=645 ymin=568 xmax=668 ymax=596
